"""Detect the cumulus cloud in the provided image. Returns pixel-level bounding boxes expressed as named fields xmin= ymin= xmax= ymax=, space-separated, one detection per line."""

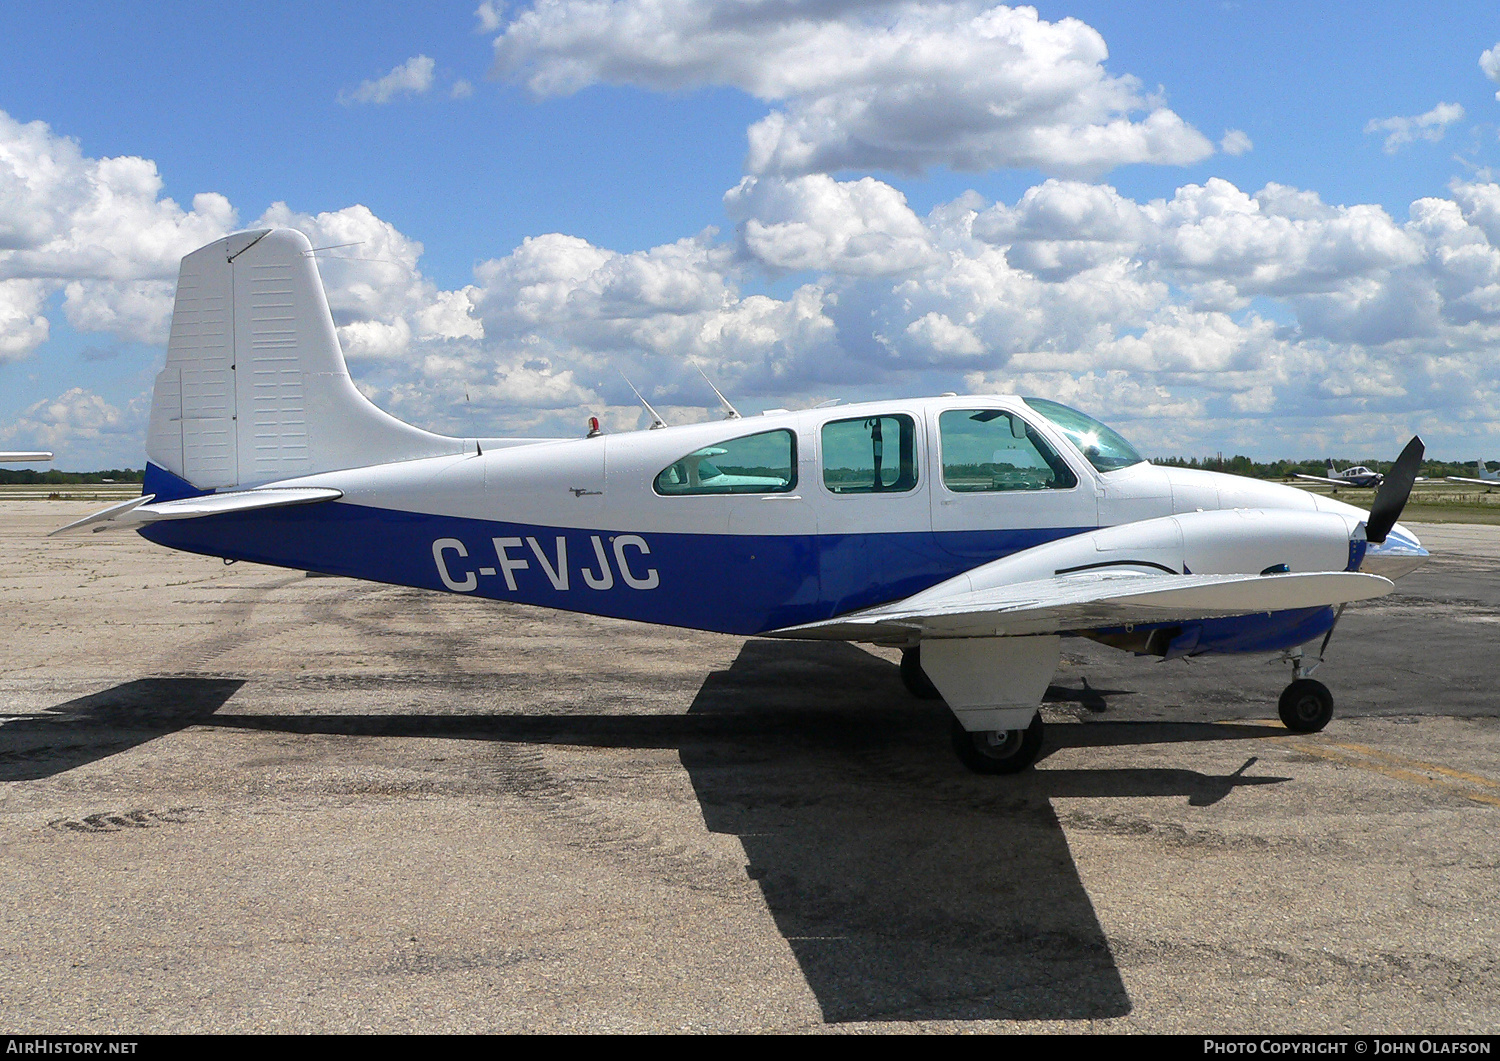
xmin=724 ymin=174 xmax=934 ymax=274
xmin=487 ymin=1 xmax=1215 ymax=176
xmin=254 ymin=202 xmax=484 ymax=359
xmin=467 ymin=230 xmax=840 ymax=394
xmin=0 ymin=109 xmax=240 ymax=355
xmin=0 ymin=387 xmax=142 ymax=458
xmin=475 ymin=1 xmax=505 ymax=34
xmin=0 ymin=279 xmax=50 ymax=361
xmin=1482 ymin=43 xmax=1500 ymax=100
xmin=0 ymin=111 xmax=237 ymax=283
xmin=61 ymin=279 xmax=176 ymax=344
xmin=339 ymin=55 xmax=436 ymax=105
xmin=1220 ymin=129 xmax=1252 ymax=156
xmin=973 ymin=177 xmax=1421 ymax=296
xmin=19 ymin=99 xmax=1500 ymax=464
xmin=1364 ymin=102 xmax=1464 ymax=153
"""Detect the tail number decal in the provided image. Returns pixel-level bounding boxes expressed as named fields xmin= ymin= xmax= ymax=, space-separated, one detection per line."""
xmin=433 ymin=538 xmax=477 ymax=592
xmin=432 ymin=534 xmax=658 ymax=594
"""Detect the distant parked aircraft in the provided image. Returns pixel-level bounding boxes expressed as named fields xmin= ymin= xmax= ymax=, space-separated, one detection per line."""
xmin=1296 ymin=461 xmax=1383 ymax=488
xmin=1445 ymin=460 xmax=1500 ymax=487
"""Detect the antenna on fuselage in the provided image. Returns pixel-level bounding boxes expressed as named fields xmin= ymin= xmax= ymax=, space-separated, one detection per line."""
xmin=620 ymin=372 xmax=668 ymax=429
xmin=694 ymin=365 xmax=741 ymax=420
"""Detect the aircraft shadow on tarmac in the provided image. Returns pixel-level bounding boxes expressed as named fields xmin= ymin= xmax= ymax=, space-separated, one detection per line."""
xmin=0 ymin=677 xmax=245 ymax=782
xmin=10 ymin=644 xmax=1295 ymax=1023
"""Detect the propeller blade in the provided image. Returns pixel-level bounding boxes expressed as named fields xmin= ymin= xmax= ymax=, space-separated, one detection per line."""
xmin=1365 ymin=435 xmax=1424 ymax=543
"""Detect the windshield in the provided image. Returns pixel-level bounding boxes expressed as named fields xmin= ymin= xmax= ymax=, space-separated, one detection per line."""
xmin=1021 ymin=398 xmax=1145 ymax=473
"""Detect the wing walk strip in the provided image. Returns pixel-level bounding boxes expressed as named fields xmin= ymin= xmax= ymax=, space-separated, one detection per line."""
xmin=1231 ymin=721 xmax=1500 ymax=807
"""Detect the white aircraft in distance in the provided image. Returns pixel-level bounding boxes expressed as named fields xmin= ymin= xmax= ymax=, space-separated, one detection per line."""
xmin=1295 ymin=461 xmax=1384 ymax=488
xmin=55 ymin=229 xmax=1432 ymax=774
xmin=1446 ymin=460 xmax=1500 ymax=487
xmin=0 ymin=452 xmax=52 ymax=463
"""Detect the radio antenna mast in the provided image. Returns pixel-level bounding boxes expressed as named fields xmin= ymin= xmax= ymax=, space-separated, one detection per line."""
xmin=695 ymin=365 xmax=742 ymax=420
xmin=620 ymin=373 xmax=668 ymax=429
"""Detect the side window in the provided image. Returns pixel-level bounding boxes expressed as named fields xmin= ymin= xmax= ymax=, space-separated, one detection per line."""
xmin=822 ymin=414 xmax=919 ymax=494
xmin=938 ymin=409 xmax=1078 ymax=492
xmin=653 ymin=429 xmax=797 ymax=495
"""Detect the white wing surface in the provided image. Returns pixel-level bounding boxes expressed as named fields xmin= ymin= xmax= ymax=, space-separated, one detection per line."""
xmin=768 ymin=570 xmax=1393 ymax=642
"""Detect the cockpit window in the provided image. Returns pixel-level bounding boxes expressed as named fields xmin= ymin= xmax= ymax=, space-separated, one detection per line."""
xmin=938 ymin=409 xmax=1077 ymax=491
xmin=822 ymin=414 xmax=919 ymax=494
xmin=1021 ymin=398 xmax=1145 ymax=473
xmin=654 ymin=429 xmax=797 ymax=495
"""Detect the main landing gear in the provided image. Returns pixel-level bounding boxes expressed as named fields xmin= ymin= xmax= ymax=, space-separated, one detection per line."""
xmin=950 ymin=715 xmax=1045 ymax=775
xmin=899 ymin=645 xmax=942 ymax=700
xmin=902 ymin=646 xmax=1046 ymax=774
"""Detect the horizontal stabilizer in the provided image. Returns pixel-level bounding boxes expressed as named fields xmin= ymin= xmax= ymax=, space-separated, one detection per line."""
xmin=769 ymin=570 xmax=1394 ymax=642
xmin=51 ymin=488 xmax=343 ymax=536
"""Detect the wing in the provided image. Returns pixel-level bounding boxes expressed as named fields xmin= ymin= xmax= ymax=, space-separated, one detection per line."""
xmin=1445 ymin=476 xmax=1497 ymax=486
xmin=767 ymin=569 xmax=1392 ymax=642
xmin=1293 ymin=473 xmax=1349 ymax=486
xmin=50 ymin=488 xmax=343 ymax=535
xmin=767 ymin=507 xmax=1396 ymax=645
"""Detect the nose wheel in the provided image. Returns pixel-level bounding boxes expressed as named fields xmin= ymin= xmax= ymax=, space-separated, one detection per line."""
xmin=1278 ymin=678 xmax=1333 ymax=733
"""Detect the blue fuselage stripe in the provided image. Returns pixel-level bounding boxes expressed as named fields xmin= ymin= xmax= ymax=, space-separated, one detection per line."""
xmin=136 ymin=464 xmax=1338 ymax=650
xmin=139 ymin=499 xmax=1085 ymax=635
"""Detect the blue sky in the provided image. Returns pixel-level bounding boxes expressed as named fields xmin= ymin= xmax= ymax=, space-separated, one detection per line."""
xmin=4 ymin=2 xmax=1500 ymax=468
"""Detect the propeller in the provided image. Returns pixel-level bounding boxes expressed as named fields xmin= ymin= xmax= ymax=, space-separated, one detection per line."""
xmin=1365 ymin=435 xmax=1424 ymax=543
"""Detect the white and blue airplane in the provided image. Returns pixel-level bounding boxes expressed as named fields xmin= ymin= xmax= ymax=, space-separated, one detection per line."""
xmin=1295 ymin=461 xmax=1385 ymax=489
xmin=56 ymin=229 xmax=1430 ymax=773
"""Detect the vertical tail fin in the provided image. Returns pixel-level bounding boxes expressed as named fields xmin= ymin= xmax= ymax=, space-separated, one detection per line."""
xmin=146 ymin=228 xmax=463 ymax=491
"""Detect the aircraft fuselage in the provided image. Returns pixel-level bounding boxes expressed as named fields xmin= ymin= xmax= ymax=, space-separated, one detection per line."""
xmin=139 ymin=395 xmax=1420 ymax=648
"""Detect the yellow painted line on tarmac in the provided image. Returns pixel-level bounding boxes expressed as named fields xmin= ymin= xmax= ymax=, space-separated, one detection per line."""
xmin=1222 ymin=719 xmax=1500 ymax=807
xmin=1290 ymin=742 xmax=1500 ymax=808
xmin=1318 ymin=739 xmax=1500 ymax=792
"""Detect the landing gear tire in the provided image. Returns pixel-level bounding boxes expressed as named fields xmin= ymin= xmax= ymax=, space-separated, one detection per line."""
xmin=1278 ymin=678 xmax=1334 ymax=733
xmin=900 ymin=646 xmax=943 ymax=700
xmin=951 ymin=715 xmax=1045 ymax=775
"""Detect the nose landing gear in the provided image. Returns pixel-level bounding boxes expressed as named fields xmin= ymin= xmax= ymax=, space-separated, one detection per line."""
xmin=1278 ymin=677 xmax=1334 ymax=732
xmin=1276 ymin=635 xmax=1336 ymax=733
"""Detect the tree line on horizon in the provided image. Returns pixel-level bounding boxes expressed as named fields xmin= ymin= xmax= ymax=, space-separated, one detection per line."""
xmin=1152 ymin=455 xmax=1491 ymax=480
xmin=0 ymin=468 xmax=145 ymax=485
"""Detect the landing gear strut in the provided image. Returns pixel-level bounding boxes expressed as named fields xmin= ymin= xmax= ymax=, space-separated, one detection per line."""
xmin=950 ymin=715 xmax=1045 ymax=774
